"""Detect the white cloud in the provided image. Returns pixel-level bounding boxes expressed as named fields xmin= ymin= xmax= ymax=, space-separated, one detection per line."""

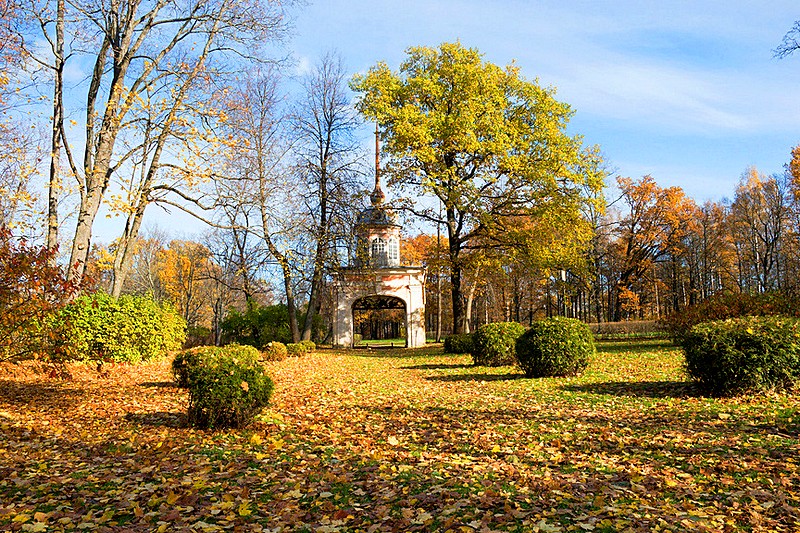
xmin=293 ymin=55 xmax=313 ymax=76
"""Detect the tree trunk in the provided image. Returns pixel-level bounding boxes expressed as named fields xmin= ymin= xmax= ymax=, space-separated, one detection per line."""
xmin=450 ymin=261 xmax=465 ymax=334
xmin=110 ymin=197 xmax=147 ymax=297
xmin=464 ymin=265 xmax=481 ymax=334
xmin=46 ymin=0 xmax=65 ymax=256
xmin=282 ymin=266 xmax=301 ymax=343
xmin=302 ymin=188 xmax=327 ymax=341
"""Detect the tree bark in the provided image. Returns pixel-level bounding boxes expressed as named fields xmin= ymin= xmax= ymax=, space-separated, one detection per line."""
xmin=46 ymin=0 xmax=64 ymax=257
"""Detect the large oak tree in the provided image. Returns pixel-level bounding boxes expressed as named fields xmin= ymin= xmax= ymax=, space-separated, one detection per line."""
xmin=352 ymin=42 xmax=603 ymax=333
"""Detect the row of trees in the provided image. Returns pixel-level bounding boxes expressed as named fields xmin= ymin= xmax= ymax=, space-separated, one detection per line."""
xmin=1 ymin=0 xmax=374 ymax=343
xmin=418 ymin=162 xmax=800 ymax=331
xmin=84 ymin=149 xmax=800 ymax=342
xmin=1 ymin=2 xmax=798 ymax=346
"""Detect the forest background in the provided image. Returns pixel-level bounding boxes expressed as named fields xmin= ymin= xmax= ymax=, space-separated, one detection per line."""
xmin=1 ymin=0 xmax=799 ymax=347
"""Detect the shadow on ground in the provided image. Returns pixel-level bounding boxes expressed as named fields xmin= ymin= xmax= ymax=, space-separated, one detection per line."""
xmin=402 ymin=363 xmax=472 ymax=370
xmin=0 ymin=380 xmax=87 ymax=408
xmin=139 ymin=381 xmax=178 ymax=388
xmin=595 ymin=340 xmax=678 ymax=355
xmin=426 ymin=372 xmax=526 ymax=383
xmin=562 ymin=380 xmax=699 ymax=398
xmin=124 ymin=411 xmax=186 ymax=428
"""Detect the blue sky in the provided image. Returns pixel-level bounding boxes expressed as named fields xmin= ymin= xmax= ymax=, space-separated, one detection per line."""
xmin=290 ymin=0 xmax=800 ymax=204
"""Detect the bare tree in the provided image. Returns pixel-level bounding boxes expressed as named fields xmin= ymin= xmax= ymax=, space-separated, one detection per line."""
xmin=218 ymin=70 xmax=307 ymax=342
xmin=294 ymin=52 xmax=364 ymax=341
xmin=21 ymin=0 xmax=290 ymax=285
xmin=729 ymin=168 xmax=791 ymax=292
xmin=775 ymin=20 xmax=800 ymax=58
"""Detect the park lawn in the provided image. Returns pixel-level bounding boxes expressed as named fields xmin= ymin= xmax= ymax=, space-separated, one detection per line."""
xmin=0 ymin=341 xmax=798 ymax=532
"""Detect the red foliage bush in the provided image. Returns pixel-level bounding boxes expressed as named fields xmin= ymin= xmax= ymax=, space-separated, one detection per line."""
xmin=660 ymin=291 xmax=800 ymax=342
xmin=0 ymin=229 xmax=80 ymax=360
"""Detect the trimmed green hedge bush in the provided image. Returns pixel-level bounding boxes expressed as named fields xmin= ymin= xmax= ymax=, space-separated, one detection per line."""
xmin=186 ymin=347 xmax=273 ymax=429
xmin=299 ymin=340 xmax=316 ymax=352
xmin=262 ymin=341 xmax=288 ymax=361
xmin=515 ymin=317 xmax=594 ymax=378
xmin=444 ymin=333 xmax=474 ymax=354
xmin=286 ymin=342 xmax=307 ymax=356
xmin=172 ymin=344 xmax=261 ymax=388
xmin=49 ymin=292 xmax=186 ymax=363
xmin=682 ymin=315 xmax=800 ymax=396
xmin=471 ymin=322 xmax=525 ymax=366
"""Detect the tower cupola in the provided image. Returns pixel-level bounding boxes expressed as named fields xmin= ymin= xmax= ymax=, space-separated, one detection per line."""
xmin=354 ymin=125 xmax=401 ymax=267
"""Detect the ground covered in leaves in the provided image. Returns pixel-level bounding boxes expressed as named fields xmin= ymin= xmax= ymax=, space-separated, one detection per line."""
xmin=1 ymin=341 xmax=798 ymax=532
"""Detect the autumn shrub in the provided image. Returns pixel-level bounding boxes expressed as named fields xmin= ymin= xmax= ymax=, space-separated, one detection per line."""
xmin=49 ymin=292 xmax=186 ymax=363
xmin=0 ymin=230 xmax=79 ymax=361
xmin=471 ymin=322 xmax=525 ymax=366
xmin=661 ymin=291 xmax=800 ymax=342
xmin=286 ymin=342 xmax=308 ymax=356
xmin=299 ymin=340 xmax=316 ymax=352
xmin=444 ymin=333 xmax=474 ymax=354
xmin=173 ymin=344 xmax=260 ymax=388
xmin=172 ymin=347 xmax=210 ymax=388
xmin=262 ymin=341 xmax=288 ymax=361
xmin=515 ymin=317 xmax=594 ymax=378
xmin=682 ymin=316 xmax=800 ymax=396
xmin=186 ymin=351 xmax=274 ymax=430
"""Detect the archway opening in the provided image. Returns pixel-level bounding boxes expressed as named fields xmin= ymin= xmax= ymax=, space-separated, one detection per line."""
xmin=352 ymin=295 xmax=406 ymax=347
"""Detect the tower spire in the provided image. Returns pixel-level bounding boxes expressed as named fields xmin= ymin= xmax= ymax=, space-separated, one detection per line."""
xmin=370 ymin=123 xmax=385 ymax=206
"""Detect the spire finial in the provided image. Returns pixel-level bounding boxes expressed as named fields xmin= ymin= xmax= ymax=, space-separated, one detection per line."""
xmin=370 ymin=123 xmax=385 ymax=206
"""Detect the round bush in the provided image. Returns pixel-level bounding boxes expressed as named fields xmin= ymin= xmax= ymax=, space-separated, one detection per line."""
xmin=515 ymin=317 xmax=594 ymax=378
xmin=172 ymin=347 xmax=209 ymax=388
xmin=186 ymin=352 xmax=274 ymax=429
xmin=219 ymin=343 xmax=261 ymax=364
xmin=682 ymin=316 xmax=800 ymax=396
xmin=262 ymin=341 xmax=288 ymax=361
xmin=286 ymin=342 xmax=308 ymax=356
xmin=172 ymin=344 xmax=260 ymax=388
xmin=471 ymin=322 xmax=525 ymax=366
xmin=444 ymin=333 xmax=474 ymax=354
xmin=299 ymin=340 xmax=316 ymax=352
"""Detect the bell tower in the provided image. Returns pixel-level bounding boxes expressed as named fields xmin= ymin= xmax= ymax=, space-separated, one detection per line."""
xmin=332 ymin=125 xmax=426 ymax=348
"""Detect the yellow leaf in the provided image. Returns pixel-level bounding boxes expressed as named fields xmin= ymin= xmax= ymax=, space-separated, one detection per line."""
xmin=249 ymin=434 xmax=262 ymax=446
xmin=13 ymin=514 xmax=31 ymax=523
xmin=238 ymin=501 xmax=251 ymax=517
xmin=166 ymin=491 xmax=179 ymax=505
xmin=491 ymin=444 xmax=501 ymax=453
xmin=97 ymin=509 xmax=114 ymax=524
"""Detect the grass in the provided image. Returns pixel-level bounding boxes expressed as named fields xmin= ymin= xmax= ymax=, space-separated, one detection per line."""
xmin=0 ymin=340 xmax=798 ymax=532
xmin=354 ymin=337 xmax=406 ymax=347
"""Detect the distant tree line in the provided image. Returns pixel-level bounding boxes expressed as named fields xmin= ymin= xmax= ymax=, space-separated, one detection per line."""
xmin=1 ymin=4 xmax=799 ymax=348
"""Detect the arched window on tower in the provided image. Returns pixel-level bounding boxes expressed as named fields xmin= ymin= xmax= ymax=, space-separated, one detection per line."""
xmin=387 ymin=237 xmax=399 ymax=266
xmin=371 ymin=237 xmax=387 ymax=266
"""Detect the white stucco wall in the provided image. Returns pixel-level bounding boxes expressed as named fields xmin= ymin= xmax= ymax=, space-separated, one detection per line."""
xmin=333 ymin=267 xmax=426 ymax=348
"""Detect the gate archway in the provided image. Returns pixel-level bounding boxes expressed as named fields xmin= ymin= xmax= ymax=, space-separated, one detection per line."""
xmin=352 ymin=295 xmax=407 ymax=346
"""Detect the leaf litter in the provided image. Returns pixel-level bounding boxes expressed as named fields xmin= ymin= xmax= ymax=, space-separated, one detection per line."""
xmin=0 ymin=343 xmax=798 ymax=531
